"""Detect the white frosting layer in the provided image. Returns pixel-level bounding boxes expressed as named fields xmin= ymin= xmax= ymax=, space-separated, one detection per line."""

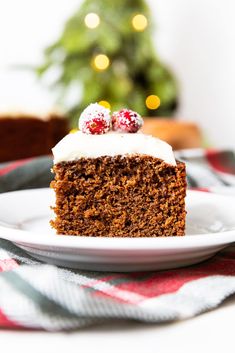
xmin=52 ymin=131 xmax=176 ymax=165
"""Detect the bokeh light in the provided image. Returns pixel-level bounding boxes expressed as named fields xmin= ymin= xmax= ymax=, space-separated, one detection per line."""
xmin=69 ymin=128 xmax=78 ymax=134
xmin=98 ymin=100 xmax=111 ymax=109
xmin=93 ymin=54 xmax=110 ymax=71
xmin=132 ymin=14 xmax=148 ymax=32
xmin=84 ymin=13 xmax=100 ymax=29
xmin=145 ymin=95 xmax=161 ymax=110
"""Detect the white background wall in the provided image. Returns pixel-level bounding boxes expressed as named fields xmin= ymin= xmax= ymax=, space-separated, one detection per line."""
xmin=153 ymin=0 xmax=235 ymax=147
xmin=0 ymin=0 xmax=235 ymax=147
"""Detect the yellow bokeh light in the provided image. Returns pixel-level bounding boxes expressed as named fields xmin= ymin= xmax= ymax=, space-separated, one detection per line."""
xmin=93 ymin=54 xmax=110 ymax=71
xmin=69 ymin=128 xmax=78 ymax=134
xmin=145 ymin=95 xmax=161 ymax=110
xmin=98 ymin=100 xmax=111 ymax=109
xmin=84 ymin=13 xmax=100 ymax=29
xmin=132 ymin=14 xmax=148 ymax=32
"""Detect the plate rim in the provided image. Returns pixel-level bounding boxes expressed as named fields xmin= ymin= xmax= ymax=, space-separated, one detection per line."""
xmin=0 ymin=188 xmax=235 ymax=251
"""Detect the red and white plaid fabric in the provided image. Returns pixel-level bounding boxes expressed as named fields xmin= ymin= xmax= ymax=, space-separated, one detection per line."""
xmin=0 ymin=149 xmax=235 ymax=331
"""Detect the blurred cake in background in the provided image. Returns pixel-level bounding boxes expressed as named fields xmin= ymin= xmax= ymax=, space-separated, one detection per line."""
xmin=0 ymin=109 xmax=202 ymax=163
xmin=0 ymin=111 xmax=69 ymax=162
xmin=141 ymin=118 xmax=203 ymax=150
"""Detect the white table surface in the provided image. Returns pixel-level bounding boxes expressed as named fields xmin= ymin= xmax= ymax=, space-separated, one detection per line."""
xmin=0 ymin=295 xmax=234 ymax=353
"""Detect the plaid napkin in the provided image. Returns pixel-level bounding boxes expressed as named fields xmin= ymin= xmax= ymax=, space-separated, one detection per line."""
xmin=0 ymin=149 xmax=235 ymax=331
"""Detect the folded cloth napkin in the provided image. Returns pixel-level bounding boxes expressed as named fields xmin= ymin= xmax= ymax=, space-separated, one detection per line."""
xmin=0 ymin=156 xmax=53 ymax=193
xmin=0 ymin=149 xmax=235 ymax=331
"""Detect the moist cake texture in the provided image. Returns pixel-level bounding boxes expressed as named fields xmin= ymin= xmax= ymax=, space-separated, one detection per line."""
xmin=51 ymin=155 xmax=186 ymax=237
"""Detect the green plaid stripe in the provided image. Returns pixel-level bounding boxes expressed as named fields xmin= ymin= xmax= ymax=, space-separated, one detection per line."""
xmin=0 ymin=156 xmax=53 ymax=193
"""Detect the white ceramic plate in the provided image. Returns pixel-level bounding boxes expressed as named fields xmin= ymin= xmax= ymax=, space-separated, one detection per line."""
xmin=0 ymin=188 xmax=235 ymax=272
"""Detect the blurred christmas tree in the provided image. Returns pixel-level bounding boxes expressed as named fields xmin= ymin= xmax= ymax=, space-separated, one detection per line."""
xmin=37 ymin=0 xmax=178 ymax=125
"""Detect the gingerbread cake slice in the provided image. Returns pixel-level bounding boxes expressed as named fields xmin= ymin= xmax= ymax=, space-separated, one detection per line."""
xmin=50 ymin=103 xmax=186 ymax=237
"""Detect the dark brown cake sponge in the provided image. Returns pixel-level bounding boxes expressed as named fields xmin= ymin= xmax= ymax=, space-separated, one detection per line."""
xmin=50 ymin=155 xmax=186 ymax=237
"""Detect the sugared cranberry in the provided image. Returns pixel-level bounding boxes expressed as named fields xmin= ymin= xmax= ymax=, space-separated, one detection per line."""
xmin=79 ymin=103 xmax=111 ymax=134
xmin=112 ymin=109 xmax=143 ymax=133
xmin=81 ymin=117 xmax=110 ymax=134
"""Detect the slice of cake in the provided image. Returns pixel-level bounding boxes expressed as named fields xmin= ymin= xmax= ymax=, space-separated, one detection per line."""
xmin=50 ymin=103 xmax=186 ymax=237
xmin=0 ymin=111 xmax=69 ymax=162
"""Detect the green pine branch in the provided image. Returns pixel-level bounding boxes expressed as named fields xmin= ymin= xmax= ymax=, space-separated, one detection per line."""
xmin=37 ymin=0 xmax=178 ymax=125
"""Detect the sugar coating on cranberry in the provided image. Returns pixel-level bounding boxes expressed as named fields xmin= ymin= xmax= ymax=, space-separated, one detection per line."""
xmin=112 ymin=109 xmax=143 ymax=133
xmin=79 ymin=103 xmax=111 ymax=134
